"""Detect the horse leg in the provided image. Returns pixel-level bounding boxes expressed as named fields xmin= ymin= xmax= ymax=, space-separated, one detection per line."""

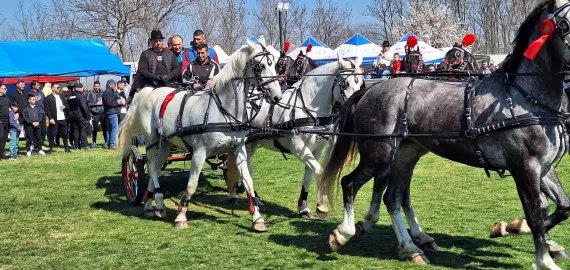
xmin=403 ymin=184 xmax=439 ymax=253
xmin=291 ymin=138 xmax=325 ymax=219
xmin=174 ymin=148 xmax=207 ymax=229
xmin=313 ymin=142 xmax=329 ymax=220
xmin=354 ymin=173 xmax=388 ymax=237
xmin=149 ymin=142 xmax=172 ymax=218
xmin=233 ymin=143 xmax=267 ymax=232
xmin=510 ymin=161 xmax=561 ymax=270
xmin=541 ymin=169 xmax=570 ymax=260
xmin=383 ymin=142 xmax=429 ymax=264
xmin=143 ymin=145 xmax=169 ymax=218
xmin=329 ymin=139 xmax=393 ymax=251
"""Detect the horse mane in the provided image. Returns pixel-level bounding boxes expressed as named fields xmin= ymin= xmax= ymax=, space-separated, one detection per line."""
xmin=307 ymin=57 xmax=317 ymax=69
xmin=213 ymin=45 xmax=257 ymax=87
xmin=499 ymin=0 xmax=552 ymax=73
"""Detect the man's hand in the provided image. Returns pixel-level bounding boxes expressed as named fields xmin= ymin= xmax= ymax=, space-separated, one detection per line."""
xmin=49 ymin=119 xmax=55 ymax=125
xmin=206 ymin=80 xmax=215 ymax=88
xmin=33 ymin=122 xmax=39 ymax=127
xmin=159 ymin=75 xmax=169 ymax=83
xmin=14 ymin=114 xmax=19 ymax=121
xmin=96 ymin=101 xmax=102 ymax=106
xmin=193 ymin=83 xmax=201 ymax=89
xmin=59 ymin=104 xmax=65 ymax=109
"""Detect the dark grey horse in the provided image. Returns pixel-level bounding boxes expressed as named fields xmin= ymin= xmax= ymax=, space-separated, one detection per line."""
xmin=319 ymin=1 xmax=570 ymax=268
xmin=276 ymin=50 xmax=317 ymax=86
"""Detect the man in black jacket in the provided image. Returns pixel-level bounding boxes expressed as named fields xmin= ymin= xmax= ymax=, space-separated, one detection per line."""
xmin=9 ymin=79 xmax=26 ymax=126
xmin=67 ymin=83 xmax=90 ymax=150
xmin=135 ymin=30 xmax=181 ymax=89
xmin=22 ymin=94 xmax=45 ymax=156
xmin=45 ymin=83 xmax=70 ymax=154
xmin=29 ymin=80 xmax=47 ymax=149
xmin=102 ymin=80 xmax=123 ymax=149
xmin=0 ymin=84 xmax=10 ymax=159
xmin=182 ymin=43 xmax=220 ymax=89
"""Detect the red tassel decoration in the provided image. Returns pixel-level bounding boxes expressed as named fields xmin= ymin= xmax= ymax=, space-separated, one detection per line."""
xmin=462 ymin=33 xmax=476 ymax=46
xmin=284 ymin=40 xmax=290 ymax=53
xmin=407 ymin=35 xmax=418 ymax=48
xmin=524 ymin=19 xmax=555 ymax=60
xmin=306 ymin=43 xmax=313 ymax=53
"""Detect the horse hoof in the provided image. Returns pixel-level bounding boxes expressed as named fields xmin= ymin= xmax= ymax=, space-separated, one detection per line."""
xmin=490 ymin=221 xmax=507 ymax=238
xmin=354 ymin=221 xmax=366 ymax=237
xmin=316 ymin=208 xmax=328 ymax=221
xmin=550 ymin=250 xmax=570 ymax=260
xmin=506 ymin=218 xmax=523 ymax=234
xmin=419 ymin=240 xmax=440 ymax=253
xmin=144 ymin=210 xmax=156 ymax=219
xmin=252 ymin=221 xmax=268 ymax=232
xmin=329 ymin=230 xmax=342 ymax=252
xmin=155 ymin=209 xmax=167 ymax=219
xmin=409 ymin=253 xmax=430 ymax=264
xmin=299 ymin=211 xmax=312 ymax=219
xmin=174 ymin=221 xmax=188 ymax=229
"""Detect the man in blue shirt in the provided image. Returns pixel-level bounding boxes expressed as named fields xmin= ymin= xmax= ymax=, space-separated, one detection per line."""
xmin=188 ymin=30 xmax=219 ymax=64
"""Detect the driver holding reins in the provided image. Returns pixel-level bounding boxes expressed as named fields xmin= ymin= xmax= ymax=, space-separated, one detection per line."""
xmin=182 ymin=43 xmax=220 ymax=89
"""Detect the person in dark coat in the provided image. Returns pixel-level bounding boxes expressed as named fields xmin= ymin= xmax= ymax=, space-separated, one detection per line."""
xmin=67 ymin=83 xmax=90 ymax=150
xmin=87 ymin=81 xmax=106 ymax=147
xmin=45 ymin=83 xmax=70 ymax=153
xmin=8 ymin=79 xmax=26 ymax=127
xmin=135 ymin=30 xmax=181 ymax=89
xmin=102 ymin=80 xmax=123 ymax=149
xmin=22 ymin=94 xmax=45 ymax=156
xmin=29 ymin=80 xmax=47 ymax=149
xmin=0 ymin=84 xmax=10 ymax=159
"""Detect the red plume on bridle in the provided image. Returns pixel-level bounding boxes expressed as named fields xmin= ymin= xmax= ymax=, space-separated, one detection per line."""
xmin=407 ymin=35 xmax=418 ymax=49
xmin=306 ymin=43 xmax=313 ymax=53
xmin=284 ymin=40 xmax=290 ymax=53
xmin=524 ymin=19 xmax=555 ymax=60
xmin=462 ymin=33 xmax=476 ymax=46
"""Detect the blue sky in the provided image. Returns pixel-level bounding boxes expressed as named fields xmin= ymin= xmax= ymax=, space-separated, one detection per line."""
xmin=3 ymin=0 xmax=369 ymax=24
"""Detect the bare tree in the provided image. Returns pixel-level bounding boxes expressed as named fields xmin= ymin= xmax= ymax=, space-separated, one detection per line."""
xmin=309 ymin=0 xmax=353 ymax=48
xmin=185 ymin=0 xmax=220 ymax=46
xmin=363 ymin=0 xmax=405 ymax=44
xmin=5 ymin=1 xmax=63 ymax=41
xmin=250 ymin=0 xmax=307 ymax=49
xmin=51 ymin=0 xmax=191 ymax=61
xmin=289 ymin=3 xmax=309 ymax=46
xmin=217 ymin=0 xmax=248 ymax=52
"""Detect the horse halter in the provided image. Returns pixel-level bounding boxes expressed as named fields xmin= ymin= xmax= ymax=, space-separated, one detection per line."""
xmin=293 ymin=55 xmax=310 ymax=80
xmin=332 ymin=61 xmax=358 ymax=101
xmin=443 ymin=47 xmax=468 ymax=70
xmin=276 ymin=56 xmax=290 ymax=75
xmin=247 ymin=46 xmax=279 ymax=94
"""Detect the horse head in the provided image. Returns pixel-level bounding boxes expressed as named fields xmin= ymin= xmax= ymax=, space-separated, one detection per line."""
xmin=245 ymin=35 xmax=283 ymax=103
xmin=441 ymin=34 xmax=478 ymax=71
xmin=333 ymin=54 xmax=365 ymax=104
xmin=284 ymin=50 xmax=317 ymax=85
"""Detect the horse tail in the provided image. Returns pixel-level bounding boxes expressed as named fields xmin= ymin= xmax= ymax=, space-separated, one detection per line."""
xmin=319 ymin=89 xmax=366 ymax=207
xmin=118 ymin=88 xmax=150 ymax=157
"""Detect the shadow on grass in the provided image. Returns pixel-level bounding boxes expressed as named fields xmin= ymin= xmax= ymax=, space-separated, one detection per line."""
xmin=268 ymin=220 xmax=524 ymax=269
xmin=92 ymin=171 xmax=296 ymax=226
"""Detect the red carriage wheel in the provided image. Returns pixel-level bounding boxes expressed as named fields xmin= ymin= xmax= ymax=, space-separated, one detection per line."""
xmin=122 ymin=146 xmax=148 ymax=206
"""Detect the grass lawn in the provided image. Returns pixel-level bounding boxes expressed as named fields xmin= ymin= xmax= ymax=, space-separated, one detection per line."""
xmin=1 ymin=140 xmax=569 ymax=269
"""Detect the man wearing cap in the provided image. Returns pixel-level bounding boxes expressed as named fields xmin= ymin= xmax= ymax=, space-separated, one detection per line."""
xmin=67 ymin=83 xmax=90 ymax=150
xmin=373 ymin=40 xmax=394 ymax=79
xmin=102 ymin=79 xmax=123 ymax=149
xmin=135 ymin=30 xmax=181 ymax=89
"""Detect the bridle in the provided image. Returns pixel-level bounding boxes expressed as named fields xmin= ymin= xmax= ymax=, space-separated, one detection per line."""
xmin=246 ymin=46 xmax=279 ymax=97
xmin=332 ymin=61 xmax=359 ymax=102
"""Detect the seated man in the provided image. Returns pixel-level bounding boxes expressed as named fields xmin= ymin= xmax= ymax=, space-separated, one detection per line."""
xmin=182 ymin=43 xmax=220 ymax=89
xmin=188 ymin=30 xmax=219 ymax=64
xmin=135 ymin=30 xmax=181 ymax=88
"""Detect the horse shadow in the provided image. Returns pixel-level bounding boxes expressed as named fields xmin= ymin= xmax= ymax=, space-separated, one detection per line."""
xmin=268 ymin=220 xmax=525 ymax=269
xmin=91 ymin=170 xmax=296 ymax=225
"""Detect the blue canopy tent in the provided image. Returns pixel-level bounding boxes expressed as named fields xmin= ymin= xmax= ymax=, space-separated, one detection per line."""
xmin=0 ymin=39 xmax=130 ymax=78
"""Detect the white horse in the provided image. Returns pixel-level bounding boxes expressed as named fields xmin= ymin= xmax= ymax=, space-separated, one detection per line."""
xmin=225 ymin=55 xmax=365 ymax=219
xmin=117 ymin=36 xmax=283 ymax=232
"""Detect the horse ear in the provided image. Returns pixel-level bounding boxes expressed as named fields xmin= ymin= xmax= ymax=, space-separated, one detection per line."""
xmin=337 ymin=53 xmax=345 ymax=66
xmin=258 ymin=35 xmax=266 ymax=46
xmin=245 ymin=38 xmax=256 ymax=50
xmin=355 ymin=56 xmax=363 ymax=67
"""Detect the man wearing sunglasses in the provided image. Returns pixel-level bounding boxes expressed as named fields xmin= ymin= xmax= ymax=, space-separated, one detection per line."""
xmin=45 ymin=83 xmax=70 ymax=154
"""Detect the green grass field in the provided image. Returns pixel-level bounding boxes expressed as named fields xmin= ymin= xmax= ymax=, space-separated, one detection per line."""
xmin=1 ymin=142 xmax=569 ymax=270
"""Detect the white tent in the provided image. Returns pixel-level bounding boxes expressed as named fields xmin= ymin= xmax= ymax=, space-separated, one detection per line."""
xmin=213 ymin=45 xmax=229 ymax=65
xmin=332 ymin=33 xmax=381 ymax=66
xmin=287 ymin=37 xmax=334 ymax=59
xmin=389 ymin=32 xmax=446 ymax=64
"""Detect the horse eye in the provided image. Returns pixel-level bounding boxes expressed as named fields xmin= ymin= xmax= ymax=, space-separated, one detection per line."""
xmin=355 ymin=77 xmax=359 ymax=84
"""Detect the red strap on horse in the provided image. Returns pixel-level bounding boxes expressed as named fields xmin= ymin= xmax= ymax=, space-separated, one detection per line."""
xmin=159 ymin=92 xmax=176 ymax=118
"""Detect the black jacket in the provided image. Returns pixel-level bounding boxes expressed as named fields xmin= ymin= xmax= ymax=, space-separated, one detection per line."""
xmin=22 ymin=104 xmax=44 ymax=124
xmin=67 ymin=91 xmax=90 ymax=120
xmin=102 ymin=88 xmax=119 ymax=115
xmin=136 ymin=48 xmax=181 ymax=88
xmin=182 ymin=58 xmax=220 ymax=86
xmin=28 ymin=89 xmax=46 ymax=112
xmin=8 ymin=89 xmax=26 ymax=124
xmin=0 ymin=95 xmax=10 ymax=122
xmin=45 ymin=94 xmax=69 ymax=121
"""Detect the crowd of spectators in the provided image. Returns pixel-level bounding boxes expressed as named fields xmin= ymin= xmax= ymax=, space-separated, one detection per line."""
xmin=0 ymin=79 xmax=127 ymax=160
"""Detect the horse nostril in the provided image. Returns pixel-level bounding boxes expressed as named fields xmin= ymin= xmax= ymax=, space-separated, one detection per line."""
xmin=273 ymin=96 xmax=280 ymax=103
